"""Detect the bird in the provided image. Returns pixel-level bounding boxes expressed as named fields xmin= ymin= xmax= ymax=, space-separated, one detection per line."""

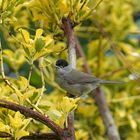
xmin=55 ymin=59 xmax=124 ymax=97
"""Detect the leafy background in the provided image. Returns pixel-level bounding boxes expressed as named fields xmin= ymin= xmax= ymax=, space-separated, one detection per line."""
xmin=0 ymin=0 xmax=140 ymax=139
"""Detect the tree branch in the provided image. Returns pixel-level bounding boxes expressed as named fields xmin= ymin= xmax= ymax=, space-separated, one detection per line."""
xmin=62 ymin=17 xmax=76 ymax=68
xmin=62 ymin=17 xmax=76 ymax=140
xmin=0 ymin=99 xmax=66 ymax=139
xmin=0 ymin=132 xmax=12 ymax=138
xmin=75 ymin=39 xmax=121 ymax=140
xmin=20 ymin=133 xmax=59 ymax=140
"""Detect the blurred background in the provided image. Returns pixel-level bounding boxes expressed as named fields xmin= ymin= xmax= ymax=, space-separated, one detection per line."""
xmin=0 ymin=0 xmax=140 ymax=139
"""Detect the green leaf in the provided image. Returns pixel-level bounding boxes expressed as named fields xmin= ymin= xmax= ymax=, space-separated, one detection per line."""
xmin=35 ymin=38 xmax=45 ymax=52
xmin=47 ymin=109 xmax=62 ymax=120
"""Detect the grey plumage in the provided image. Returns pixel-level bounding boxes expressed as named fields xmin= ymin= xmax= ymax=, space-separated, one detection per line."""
xmin=55 ymin=59 xmax=124 ymax=97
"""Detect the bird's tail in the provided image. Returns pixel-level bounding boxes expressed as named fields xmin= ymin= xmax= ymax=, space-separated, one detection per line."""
xmin=100 ymin=80 xmax=125 ymax=84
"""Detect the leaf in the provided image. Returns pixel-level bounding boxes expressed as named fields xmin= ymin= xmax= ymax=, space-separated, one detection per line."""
xmin=58 ymin=0 xmax=69 ymax=15
xmin=35 ymin=37 xmax=45 ymax=52
xmin=58 ymin=97 xmax=80 ymax=114
xmin=47 ymin=109 xmax=62 ymax=120
xmin=47 ymin=42 xmax=66 ymax=53
xmin=18 ymin=76 xmax=28 ymax=90
xmin=35 ymin=28 xmax=43 ymax=40
xmin=76 ymin=129 xmax=89 ymax=140
xmin=15 ymin=130 xmax=29 ymax=140
xmin=38 ymin=104 xmax=50 ymax=111
xmin=3 ymin=49 xmax=14 ymax=57
xmin=23 ymin=45 xmax=31 ymax=57
xmin=0 ymin=122 xmax=10 ymax=133
xmin=45 ymin=35 xmax=53 ymax=46
xmin=128 ymin=115 xmax=137 ymax=130
xmin=9 ymin=112 xmax=23 ymax=129
xmin=29 ymin=88 xmax=42 ymax=103
xmin=20 ymin=29 xmax=30 ymax=43
xmin=43 ymin=58 xmax=52 ymax=66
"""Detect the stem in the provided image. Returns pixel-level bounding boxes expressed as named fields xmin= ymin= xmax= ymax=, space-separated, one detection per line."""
xmin=97 ymin=36 xmax=102 ymax=77
xmin=76 ymin=39 xmax=91 ymax=73
xmin=26 ymin=61 xmax=33 ymax=90
xmin=62 ymin=17 xmax=76 ymax=140
xmin=21 ymin=58 xmax=45 ymax=130
xmin=108 ymin=95 xmax=140 ymax=103
xmin=79 ymin=0 xmax=104 ymax=21
xmin=37 ymin=57 xmax=45 ymax=106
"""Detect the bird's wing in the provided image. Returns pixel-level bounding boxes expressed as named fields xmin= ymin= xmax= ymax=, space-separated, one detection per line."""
xmin=63 ymin=69 xmax=100 ymax=84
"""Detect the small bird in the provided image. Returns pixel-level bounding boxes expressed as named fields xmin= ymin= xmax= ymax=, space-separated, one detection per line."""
xmin=55 ymin=59 xmax=123 ymax=97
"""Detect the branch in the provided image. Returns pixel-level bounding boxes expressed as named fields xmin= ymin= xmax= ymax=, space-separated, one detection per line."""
xmin=62 ymin=17 xmax=76 ymax=68
xmin=93 ymin=88 xmax=120 ymax=140
xmin=76 ymin=39 xmax=91 ymax=73
xmin=20 ymin=133 xmax=59 ymax=140
xmin=75 ymin=39 xmax=121 ymax=140
xmin=0 ymin=132 xmax=12 ymax=138
xmin=0 ymin=99 xmax=65 ymax=138
xmin=62 ymin=17 xmax=76 ymax=140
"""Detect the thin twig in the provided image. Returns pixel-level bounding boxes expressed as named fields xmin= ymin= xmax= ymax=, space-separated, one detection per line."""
xmin=96 ymin=35 xmax=102 ymax=77
xmin=76 ymin=39 xmax=91 ymax=73
xmin=79 ymin=0 xmax=104 ymax=21
xmin=21 ymin=58 xmax=45 ymax=130
xmin=108 ymin=95 xmax=140 ymax=103
xmin=26 ymin=61 xmax=33 ymax=91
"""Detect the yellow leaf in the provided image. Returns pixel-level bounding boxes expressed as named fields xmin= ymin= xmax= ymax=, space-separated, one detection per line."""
xmin=35 ymin=28 xmax=43 ymax=40
xmin=3 ymin=49 xmax=14 ymax=57
xmin=0 ymin=122 xmax=10 ymax=133
xmin=20 ymin=29 xmax=30 ymax=43
xmin=15 ymin=130 xmax=29 ymax=140
xmin=47 ymin=42 xmax=66 ymax=53
xmin=18 ymin=76 xmax=28 ymax=90
xmin=9 ymin=112 xmax=23 ymax=129
xmin=59 ymin=97 xmax=80 ymax=113
xmin=76 ymin=129 xmax=89 ymax=140
xmin=45 ymin=35 xmax=54 ymax=46
xmin=128 ymin=115 xmax=137 ymax=130
xmin=58 ymin=0 xmax=69 ymax=15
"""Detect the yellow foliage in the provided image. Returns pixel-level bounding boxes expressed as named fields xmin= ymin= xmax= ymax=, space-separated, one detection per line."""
xmin=0 ymin=122 xmax=10 ymax=134
xmin=0 ymin=0 xmax=140 ymax=139
xmin=15 ymin=130 xmax=29 ymax=140
xmin=3 ymin=49 xmax=26 ymax=71
xmin=76 ymin=129 xmax=89 ymax=140
xmin=8 ymin=111 xmax=28 ymax=129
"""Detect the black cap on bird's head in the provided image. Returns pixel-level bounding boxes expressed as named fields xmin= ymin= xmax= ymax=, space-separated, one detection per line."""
xmin=55 ymin=59 xmax=69 ymax=68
